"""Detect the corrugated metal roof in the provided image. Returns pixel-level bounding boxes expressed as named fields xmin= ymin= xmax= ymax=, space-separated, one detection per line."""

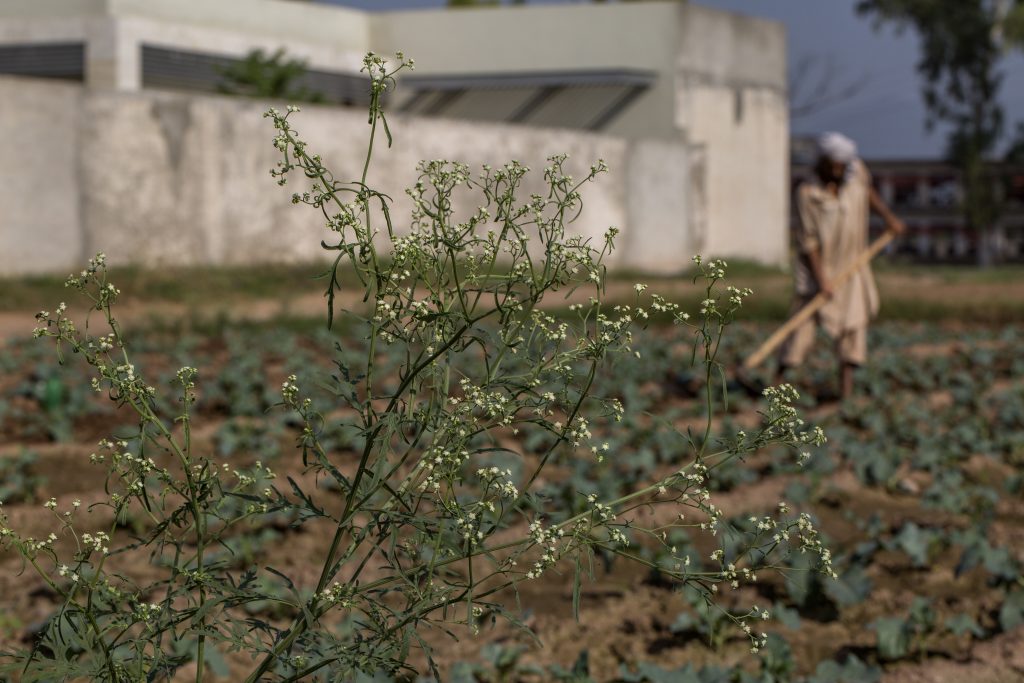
xmin=397 ymin=69 xmax=655 ymax=131
xmin=526 ymin=85 xmax=634 ymax=130
xmin=401 ymin=69 xmax=656 ymax=91
xmin=410 ymin=87 xmax=537 ymax=121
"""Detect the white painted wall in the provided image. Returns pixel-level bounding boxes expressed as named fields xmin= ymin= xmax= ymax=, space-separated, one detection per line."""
xmin=675 ymin=4 xmax=790 ymax=265
xmin=0 ymin=78 xmax=694 ymax=276
xmin=0 ymin=0 xmax=790 ymax=271
xmin=0 ymin=0 xmax=371 ymax=50
xmin=0 ymin=78 xmax=84 ymax=275
xmin=373 ymin=2 xmax=681 ymax=141
xmin=0 ymin=0 xmax=371 ymax=91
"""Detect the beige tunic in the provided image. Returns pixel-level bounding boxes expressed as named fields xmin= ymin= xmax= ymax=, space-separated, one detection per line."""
xmin=792 ymin=159 xmax=879 ymax=336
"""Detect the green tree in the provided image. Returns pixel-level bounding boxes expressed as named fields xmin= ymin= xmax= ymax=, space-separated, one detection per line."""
xmin=1002 ymin=0 xmax=1024 ymax=44
xmin=856 ymin=0 xmax=1007 ymax=264
xmin=217 ymin=48 xmax=325 ymax=104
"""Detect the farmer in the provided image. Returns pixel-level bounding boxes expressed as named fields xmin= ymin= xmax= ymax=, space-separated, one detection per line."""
xmin=777 ymin=132 xmax=905 ymax=399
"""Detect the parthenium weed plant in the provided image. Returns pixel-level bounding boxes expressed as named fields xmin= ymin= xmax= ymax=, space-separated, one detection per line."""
xmin=2 ymin=53 xmax=832 ymax=681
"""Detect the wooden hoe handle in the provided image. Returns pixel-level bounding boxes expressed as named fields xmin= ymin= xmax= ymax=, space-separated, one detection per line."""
xmin=741 ymin=230 xmax=896 ymax=371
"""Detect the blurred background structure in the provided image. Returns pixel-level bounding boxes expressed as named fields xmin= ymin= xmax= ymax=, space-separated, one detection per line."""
xmin=792 ymin=138 xmax=1024 ymax=262
xmin=0 ymin=0 xmax=787 ymax=276
xmin=5 ymin=0 xmax=1024 ymax=277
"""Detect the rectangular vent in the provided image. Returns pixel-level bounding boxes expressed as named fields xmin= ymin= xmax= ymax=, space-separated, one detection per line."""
xmin=0 ymin=42 xmax=85 ymax=80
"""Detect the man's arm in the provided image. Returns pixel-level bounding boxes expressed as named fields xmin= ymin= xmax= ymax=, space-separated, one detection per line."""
xmin=806 ymin=247 xmax=833 ymax=299
xmin=868 ymin=185 xmax=907 ymax=235
xmin=795 ymin=186 xmax=834 ymax=299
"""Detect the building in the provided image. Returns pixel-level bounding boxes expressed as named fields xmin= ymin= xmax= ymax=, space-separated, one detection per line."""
xmin=0 ymin=0 xmax=788 ymax=275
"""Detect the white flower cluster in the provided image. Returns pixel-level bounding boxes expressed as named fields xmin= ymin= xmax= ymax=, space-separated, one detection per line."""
xmin=360 ymin=51 xmax=414 ymax=95
xmin=134 ymin=602 xmax=162 ymax=624
xmin=316 ymin=582 xmax=354 ymax=608
xmin=453 ymin=378 xmax=515 ymax=425
xmin=524 ymin=519 xmax=567 ymax=580
xmin=476 ymin=467 xmax=519 ymax=499
xmin=281 ymin=375 xmax=300 ymax=406
xmin=21 ymin=531 xmax=58 ymax=555
xmin=530 ymin=310 xmax=569 ymax=344
xmin=81 ymin=531 xmax=111 ymax=556
xmin=740 ymin=619 xmax=770 ymax=654
xmin=62 ymin=252 xmax=107 ymax=290
xmin=89 ymin=438 xmax=125 ymax=464
xmin=33 ymin=302 xmax=77 ymax=339
xmin=326 ymin=201 xmax=363 ymax=237
xmin=760 ymin=384 xmax=827 ymax=447
xmin=110 ymin=449 xmax=158 ymax=476
xmin=90 ymin=360 xmax=156 ymax=401
xmin=692 ymin=254 xmax=727 ymax=280
xmin=413 ymin=444 xmax=470 ymax=493
xmin=91 ymin=333 xmax=117 ymax=353
xmin=726 ymin=285 xmax=753 ymax=307
xmin=564 ymin=415 xmax=592 ymax=448
xmin=264 ymin=107 xmax=302 ymax=186
xmin=577 ymin=306 xmax=641 ymax=359
xmin=603 ymin=225 xmax=620 ymax=248
xmin=648 ymin=293 xmax=683 ymax=317
xmin=97 ymin=282 xmax=121 ymax=307
xmin=455 ymin=511 xmax=484 ymax=545
xmin=58 ymin=564 xmax=80 ymax=583
xmin=176 ymin=366 xmax=197 ymax=389
xmin=720 ymin=561 xmax=759 ymax=590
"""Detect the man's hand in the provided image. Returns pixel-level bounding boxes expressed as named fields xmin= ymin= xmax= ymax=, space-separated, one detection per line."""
xmin=870 ymin=185 xmax=906 ymax=236
xmin=886 ymin=216 xmax=907 ymax=235
xmin=806 ymin=248 xmax=832 ymax=300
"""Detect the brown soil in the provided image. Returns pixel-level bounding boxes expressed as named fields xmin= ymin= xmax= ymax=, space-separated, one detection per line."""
xmin=0 ymin=302 xmax=1022 ymax=681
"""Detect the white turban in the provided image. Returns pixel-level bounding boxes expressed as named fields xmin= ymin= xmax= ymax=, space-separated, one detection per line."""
xmin=817 ymin=131 xmax=858 ymax=164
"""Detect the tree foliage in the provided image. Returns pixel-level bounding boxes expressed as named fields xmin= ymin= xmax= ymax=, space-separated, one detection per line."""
xmin=856 ymin=0 xmax=1008 ymax=262
xmin=1003 ymin=1 xmax=1024 ymax=46
xmin=217 ymin=48 xmax=325 ymax=104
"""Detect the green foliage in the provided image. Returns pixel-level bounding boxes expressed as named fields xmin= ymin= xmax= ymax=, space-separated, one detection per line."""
xmin=1000 ymin=589 xmax=1024 ymax=632
xmin=823 ymin=563 xmax=873 ymax=607
xmin=448 ymin=643 xmax=546 ymax=681
xmin=856 ymin=0 xmax=1005 ymax=263
xmin=944 ymin=613 xmax=985 ymax=638
xmin=894 ymin=522 xmax=938 ymax=568
xmin=872 ymin=615 xmax=912 ymax=661
xmin=0 ymin=449 xmax=44 ymax=504
xmin=218 ymin=48 xmax=325 ymax=104
xmin=11 ymin=360 xmax=107 ymax=442
xmin=805 ymin=655 xmax=880 ymax=683
xmin=669 ymin=587 xmax=736 ymax=651
xmin=1000 ymin=1 xmax=1024 ymax=48
xmin=871 ymin=597 xmax=938 ymax=661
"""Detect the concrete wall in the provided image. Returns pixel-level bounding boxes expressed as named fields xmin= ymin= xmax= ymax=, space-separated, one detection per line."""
xmin=376 ymin=1 xmax=789 ymax=265
xmin=0 ymin=0 xmax=370 ymax=90
xmin=374 ymin=2 xmax=680 ymax=142
xmin=0 ymin=78 xmax=84 ymax=274
xmin=675 ymin=4 xmax=789 ymax=265
xmin=0 ymin=77 xmax=695 ymax=276
xmin=0 ymin=0 xmax=370 ymax=49
xmin=0 ymin=0 xmax=789 ymax=271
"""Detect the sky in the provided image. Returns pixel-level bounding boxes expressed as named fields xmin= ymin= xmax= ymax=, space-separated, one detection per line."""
xmin=319 ymin=0 xmax=1024 ymax=160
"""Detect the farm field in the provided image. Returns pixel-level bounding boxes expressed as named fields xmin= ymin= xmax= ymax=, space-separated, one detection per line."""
xmin=4 ymin=261 xmax=1024 ymax=333
xmin=1 ymin=287 xmax=1023 ymax=682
